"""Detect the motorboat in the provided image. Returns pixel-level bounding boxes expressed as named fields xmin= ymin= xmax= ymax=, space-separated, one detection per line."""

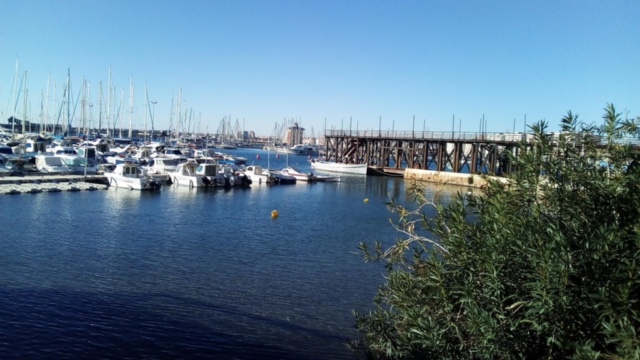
xmin=280 ymin=166 xmax=313 ymax=182
xmin=34 ymin=154 xmax=72 ymax=175
xmin=59 ymin=155 xmax=99 ymax=175
xmin=223 ymin=153 xmax=248 ymax=165
xmin=171 ymin=160 xmax=210 ymax=188
xmin=284 ymin=144 xmax=320 ymax=156
xmin=104 ymin=162 xmax=162 ymax=190
xmin=309 ymin=159 xmax=367 ymax=175
xmin=281 ymin=166 xmax=340 ymax=182
xmin=195 ymin=162 xmax=224 ymax=187
xmin=244 ymin=165 xmax=270 ymax=183
xmin=144 ymin=156 xmax=179 ymax=178
xmin=219 ymin=163 xmax=252 ymax=187
xmin=194 ymin=162 xmax=252 ymax=188
xmin=244 ymin=165 xmax=295 ymax=185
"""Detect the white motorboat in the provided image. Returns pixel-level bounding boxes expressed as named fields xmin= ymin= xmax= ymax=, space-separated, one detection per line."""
xmin=171 ymin=160 xmax=210 ymax=188
xmin=282 ymin=166 xmax=340 ymax=182
xmin=244 ymin=165 xmax=270 ymax=183
xmin=309 ymin=159 xmax=367 ymax=175
xmin=104 ymin=162 xmax=162 ymax=190
xmin=194 ymin=162 xmax=252 ymax=187
xmin=283 ymin=144 xmax=320 ymax=156
xmin=281 ymin=166 xmax=314 ymax=182
xmin=59 ymin=155 xmax=99 ymax=175
xmin=244 ymin=165 xmax=296 ymax=184
xmin=35 ymin=155 xmax=72 ymax=175
xmin=144 ymin=156 xmax=179 ymax=177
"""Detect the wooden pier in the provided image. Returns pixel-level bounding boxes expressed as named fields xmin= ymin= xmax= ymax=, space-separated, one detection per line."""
xmin=323 ymin=130 xmax=528 ymax=176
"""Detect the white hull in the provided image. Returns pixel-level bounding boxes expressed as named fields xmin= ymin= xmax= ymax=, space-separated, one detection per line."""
xmin=171 ymin=174 xmax=207 ymax=188
xmin=310 ymin=160 xmax=367 ymax=175
xmin=105 ymin=174 xmax=157 ymax=190
xmin=105 ymin=163 xmax=161 ymax=190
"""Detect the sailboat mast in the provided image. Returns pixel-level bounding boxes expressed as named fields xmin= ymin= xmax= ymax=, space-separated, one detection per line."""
xmin=39 ymin=91 xmax=44 ymax=134
xmin=144 ymin=83 xmax=148 ymax=143
xmin=118 ymin=89 xmax=124 ymax=139
xmin=107 ymin=66 xmax=112 ymax=138
xmin=66 ymin=68 xmax=72 ymax=137
xmin=97 ymin=82 xmax=102 ymax=136
xmin=81 ymin=78 xmax=87 ymax=137
xmin=10 ymin=59 xmax=19 ymax=137
xmin=145 ymin=84 xmax=156 ymax=141
xmin=22 ymin=71 xmax=28 ymax=135
xmin=128 ymin=77 xmax=133 ymax=139
xmin=45 ymin=74 xmax=50 ymax=134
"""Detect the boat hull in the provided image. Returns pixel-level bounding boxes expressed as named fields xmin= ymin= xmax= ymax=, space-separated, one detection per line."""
xmin=310 ymin=161 xmax=367 ymax=175
xmin=105 ymin=174 xmax=161 ymax=190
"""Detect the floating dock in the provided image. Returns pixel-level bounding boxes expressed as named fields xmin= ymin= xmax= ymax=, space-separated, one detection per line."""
xmin=0 ymin=175 xmax=108 ymax=195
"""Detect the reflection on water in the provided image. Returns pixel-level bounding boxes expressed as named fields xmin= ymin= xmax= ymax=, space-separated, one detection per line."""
xmin=0 ymin=154 xmax=464 ymax=359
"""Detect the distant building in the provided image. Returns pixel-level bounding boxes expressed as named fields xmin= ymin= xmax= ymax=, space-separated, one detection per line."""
xmin=285 ymin=123 xmax=304 ymax=145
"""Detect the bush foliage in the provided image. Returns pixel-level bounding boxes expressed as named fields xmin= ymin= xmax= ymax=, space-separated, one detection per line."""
xmin=353 ymin=104 xmax=640 ymax=359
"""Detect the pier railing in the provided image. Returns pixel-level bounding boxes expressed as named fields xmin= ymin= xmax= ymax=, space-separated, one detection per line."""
xmin=323 ymin=130 xmax=640 ymax=146
xmin=324 ymin=130 xmax=531 ymax=142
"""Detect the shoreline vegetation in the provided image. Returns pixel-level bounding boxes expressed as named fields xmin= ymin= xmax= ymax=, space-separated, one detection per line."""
xmin=353 ymin=104 xmax=640 ymax=359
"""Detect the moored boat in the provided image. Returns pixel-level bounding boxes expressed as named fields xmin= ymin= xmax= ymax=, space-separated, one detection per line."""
xmin=104 ymin=162 xmax=162 ymax=190
xmin=171 ymin=160 xmax=210 ymax=188
xmin=309 ymin=159 xmax=367 ymax=175
xmin=280 ymin=166 xmax=340 ymax=182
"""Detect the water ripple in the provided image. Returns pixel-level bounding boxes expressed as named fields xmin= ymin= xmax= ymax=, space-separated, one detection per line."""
xmin=0 ymin=162 xmax=463 ymax=359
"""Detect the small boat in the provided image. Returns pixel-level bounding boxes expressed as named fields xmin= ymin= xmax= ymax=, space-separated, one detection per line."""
xmin=104 ymin=162 xmax=162 ymax=191
xmin=281 ymin=166 xmax=315 ymax=182
xmin=219 ymin=163 xmax=252 ymax=187
xmin=194 ymin=162 xmax=251 ymax=188
xmin=171 ymin=159 xmax=209 ymax=188
xmin=281 ymin=144 xmax=320 ymax=156
xmin=267 ymin=170 xmax=297 ymax=184
xmin=223 ymin=154 xmax=248 ymax=165
xmin=281 ymin=166 xmax=340 ymax=182
xmin=309 ymin=159 xmax=367 ymax=175
xmin=244 ymin=165 xmax=270 ymax=183
xmin=245 ymin=165 xmax=296 ymax=185
xmin=34 ymin=154 xmax=72 ymax=175
xmin=195 ymin=162 xmax=226 ymax=187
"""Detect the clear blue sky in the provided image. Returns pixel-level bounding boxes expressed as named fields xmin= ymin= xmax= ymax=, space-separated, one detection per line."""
xmin=1 ymin=0 xmax=638 ymax=137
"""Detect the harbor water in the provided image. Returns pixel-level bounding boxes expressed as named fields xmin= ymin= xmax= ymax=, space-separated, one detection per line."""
xmin=0 ymin=148 xmax=463 ymax=359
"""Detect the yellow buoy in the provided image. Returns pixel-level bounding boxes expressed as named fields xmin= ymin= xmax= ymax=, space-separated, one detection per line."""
xmin=271 ymin=210 xmax=279 ymax=219
xmin=363 ymin=198 xmax=369 ymax=203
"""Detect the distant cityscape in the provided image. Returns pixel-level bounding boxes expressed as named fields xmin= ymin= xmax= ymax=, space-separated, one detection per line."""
xmin=1 ymin=116 xmax=324 ymax=147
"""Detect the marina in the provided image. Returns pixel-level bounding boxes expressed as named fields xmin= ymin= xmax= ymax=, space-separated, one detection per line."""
xmin=0 ymin=162 xmax=468 ymax=359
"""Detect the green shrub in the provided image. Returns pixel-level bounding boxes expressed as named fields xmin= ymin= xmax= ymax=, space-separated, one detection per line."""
xmin=353 ymin=104 xmax=640 ymax=359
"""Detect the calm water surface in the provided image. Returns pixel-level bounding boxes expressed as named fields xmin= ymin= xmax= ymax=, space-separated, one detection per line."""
xmin=0 ymin=149 xmax=464 ymax=359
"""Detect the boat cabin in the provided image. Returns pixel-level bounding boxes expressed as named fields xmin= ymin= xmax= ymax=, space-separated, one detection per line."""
xmin=195 ymin=163 xmax=219 ymax=177
xmin=114 ymin=163 xmax=143 ymax=177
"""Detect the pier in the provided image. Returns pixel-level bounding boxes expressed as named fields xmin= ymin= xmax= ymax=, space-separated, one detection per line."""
xmin=323 ymin=130 xmax=527 ymax=176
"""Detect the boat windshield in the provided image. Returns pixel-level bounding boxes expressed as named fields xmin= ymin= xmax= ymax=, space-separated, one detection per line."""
xmin=157 ymin=158 xmax=178 ymax=166
xmin=62 ymin=157 xmax=87 ymax=166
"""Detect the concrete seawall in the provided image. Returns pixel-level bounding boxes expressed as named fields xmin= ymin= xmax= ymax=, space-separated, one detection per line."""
xmin=404 ymin=168 xmax=506 ymax=188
